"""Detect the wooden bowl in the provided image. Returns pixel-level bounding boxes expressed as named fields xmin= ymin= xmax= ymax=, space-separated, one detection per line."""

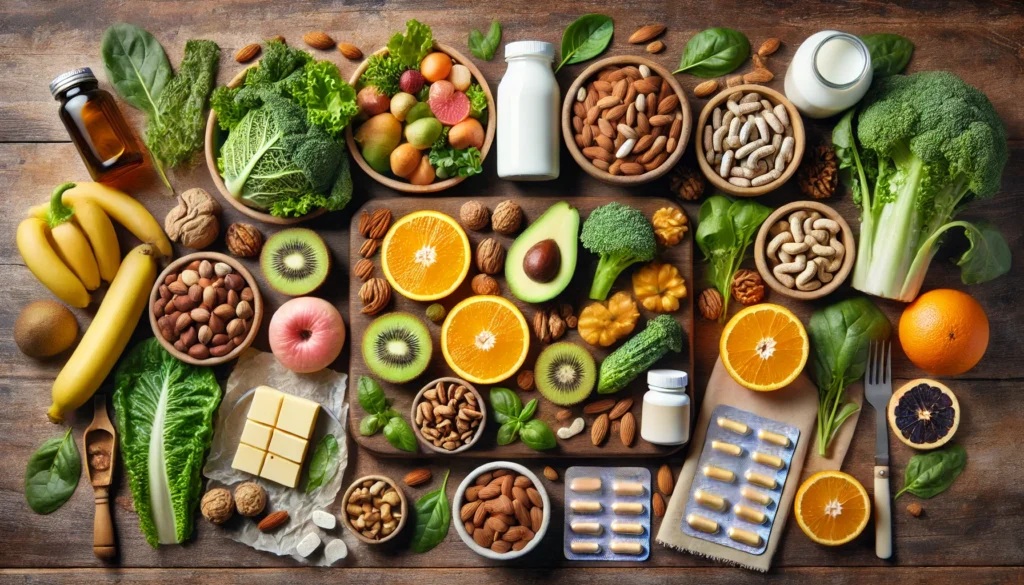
xmin=452 ymin=461 xmax=550 ymax=559
xmin=341 ymin=475 xmax=408 ymax=544
xmin=344 ymin=42 xmax=496 ymax=194
xmin=204 ymin=65 xmax=327 ymax=225
xmin=410 ymin=377 xmax=487 ymax=455
xmin=562 ymin=55 xmax=691 ymax=186
xmin=695 ymin=84 xmax=805 ymax=197
xmin=148 ymin=252 xmax=263 ymax=366
xmin=754 ymin=200 xmax=856 ymax=301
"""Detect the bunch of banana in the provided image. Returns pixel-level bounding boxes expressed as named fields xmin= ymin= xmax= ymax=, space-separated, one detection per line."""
xmin=18 ymin=182 xmax=172 ymax=307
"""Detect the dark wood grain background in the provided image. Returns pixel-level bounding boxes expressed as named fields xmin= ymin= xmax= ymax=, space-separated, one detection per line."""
xmin=1 ymin=1 xmax=1022 ymax=583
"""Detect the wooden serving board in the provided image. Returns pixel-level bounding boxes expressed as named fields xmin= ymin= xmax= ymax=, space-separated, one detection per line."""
xmin=348 ymin=196 xmax=694 ymax=458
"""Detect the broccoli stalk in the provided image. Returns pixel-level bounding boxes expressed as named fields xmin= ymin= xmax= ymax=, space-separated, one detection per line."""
xmin=580 ymin=203 xmax=657 ymax=301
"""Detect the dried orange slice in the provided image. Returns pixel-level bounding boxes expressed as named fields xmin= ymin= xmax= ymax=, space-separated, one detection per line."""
xmin=720 ymin=303 xmax=808 ymax=391
xmin=441 ymin=296 xmax=529 ymax=384
xmin=381 ymin=210 xmax=470 ymax=301
xmin=794 ymin=471 xmax=870 ymax=546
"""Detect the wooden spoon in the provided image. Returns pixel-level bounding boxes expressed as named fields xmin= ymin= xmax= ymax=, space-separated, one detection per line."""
xmin=83 ymin=394 xmax=117 ymax=559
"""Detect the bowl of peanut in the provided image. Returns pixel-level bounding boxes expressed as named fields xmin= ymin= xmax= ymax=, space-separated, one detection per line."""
xmin=341 ymin=475 xmax=407 ymax=544
xmin=453 ymin=461 xmax=550 ymax=559
xmin=411 ymin=377 xmax=487 ymax=455
xmin=562 ymin=55 xmax=690 ymax=185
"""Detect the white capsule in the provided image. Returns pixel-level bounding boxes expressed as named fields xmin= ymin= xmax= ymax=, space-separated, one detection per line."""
xmin=686 ymin=513 xmax=719 ymax=534
xmin=570 ymin=477 xmax=602 ymax=492
xmin=570 ymin=500 xmax=603 ymax=513
xmin=571 ymin=541 xmax=601 ymax=554
xmin=610 ymin=541 xmax=644 ymax=555
xmin=717 ymin=417 xmax=750 ymax=435
xmin=703 ymin=465 xmax=736 ymax=483
xmin=612 ymin=502 xmax=644 ymax=515
xmin=712 ymin=440 xmax=743 ymax=457
xmin=613 ymin=481 xmax=645 ymax=496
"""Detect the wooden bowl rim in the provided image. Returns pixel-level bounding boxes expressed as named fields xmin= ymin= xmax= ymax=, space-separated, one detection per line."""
xmin=753 ymin=200 xmax=856 ymax=301
xmin=148 ymin=251 xmax=264 ymax=366
xmin=561 ymin=55 xmax=691 ymax=186
xmin=694 ymin=84 xmax=806 ymax=197
xmin=410 ymin=377 xmax=487 ymax=455
xmin=341 ymin=474 xmax=408 ymax=544
xmin=343 ymin=42 xmax=497 ymax=194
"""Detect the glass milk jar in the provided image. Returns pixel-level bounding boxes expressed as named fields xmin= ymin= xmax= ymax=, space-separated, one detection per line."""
xmin=784 ymin=31 xmax=872 ymax=118
xmin=497 ymin=41 xmax=560 ymax=180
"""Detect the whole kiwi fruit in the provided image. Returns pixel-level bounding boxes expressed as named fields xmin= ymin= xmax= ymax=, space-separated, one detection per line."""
xmin=15 ymin=300 xmax=78 ymax=358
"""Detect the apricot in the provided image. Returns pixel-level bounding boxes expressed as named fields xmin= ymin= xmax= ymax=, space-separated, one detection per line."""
xmin=448 ymin=118 xmax=485 ymax=150
xmin=420 ymin=52 xmax=453 ymax=83
xmin=390 ymin=143 xmax=422 ymax=178
xmin=408 ymin=156 xmax=436 ymax=185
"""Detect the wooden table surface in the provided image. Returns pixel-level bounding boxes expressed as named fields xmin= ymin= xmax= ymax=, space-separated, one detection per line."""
xmin=1 ymin=1 xmax=1022 ymax=583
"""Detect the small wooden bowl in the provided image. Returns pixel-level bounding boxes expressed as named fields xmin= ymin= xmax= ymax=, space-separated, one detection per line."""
xmin=754 ymin=200 xmax=856 ymax=301
xmin=341 ymin=474 xmax=408 ymax=545
xmin=695 ymin=84 xmax=805 ymax=197
xmin=204 ymin=66 xmax=327 ymax=225
xmin=344 ymin=42 xmax=496 ymax=194
xmin=410 ymin=377 xmax=487 ymax=455
xmin=148 ymin=252 xmax=263 ymax=366
xmin=562 ymin=55 xmax=691 ymax=186
xmin=452 ymin=462 xmax=550 ymax=560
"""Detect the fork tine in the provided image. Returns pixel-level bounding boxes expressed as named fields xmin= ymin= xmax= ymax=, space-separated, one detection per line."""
xmin=866 ymin=340 xmax=876 ymax=384
xmin=884 ymin=339 xmax=892 ymax=384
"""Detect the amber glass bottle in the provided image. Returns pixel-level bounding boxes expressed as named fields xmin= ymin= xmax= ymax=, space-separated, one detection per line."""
xmin=50 ymin=68 xmax=144 ymax=182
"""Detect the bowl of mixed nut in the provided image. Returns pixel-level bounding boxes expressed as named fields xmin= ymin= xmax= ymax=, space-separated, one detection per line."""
xmin=453 ymin=461 xmax=550 ymax=559
xmin=341 ymin=474 xmax=407 ymax=544
xmin=411 ymin=377 xmax=486 ymax=454
xmin=562 ymin=55 xmax=691 ymax=185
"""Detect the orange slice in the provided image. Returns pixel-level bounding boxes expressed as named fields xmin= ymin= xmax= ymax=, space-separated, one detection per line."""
xmin=441 ymin=296 xmax=529 ymax=384
xmin=794 ymin=471 xmax=870 ymax=546
xmin=720 ymin=303 xmax=808 ymax=391
xmin=381 ymin=210 xmax=470 ymax=301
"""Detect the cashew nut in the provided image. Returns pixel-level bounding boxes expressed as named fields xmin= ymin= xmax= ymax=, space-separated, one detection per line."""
xmin=789 ymin=210 xmax=808 ymax=241
xmin=778 ymin=250 xmax=793 ymax=264
xmin=728 ymin=177 xmax=751 ymax=188
xmin=795 ymin=261 xmax=821 ymax=291
xmin=703 ymin=125 xmax=713 ymax=153
xmin=713 ymin=125 xmax=728 ymax=153
xmin=814 ymin=257 xmax=834 ymax=283
xmin=725 ymin=136 xmax=742 ymax=150
xmin=769 ymin=220 xmax=789 ymax=237
xmin=746 ymin=144 xmax=776 ymax=169
xmin=767 ymin=230 xmax=794 ymax=259
xmin=803 ymin=211 xmax=821 ymax=236
xmin=739 ymin=92 xmax=761 ymax=104
xmin=754 ymin=115 xmax=770 ymax=142
xmin=728 ymin=116 xmax=741 ymax=139
xmin=719 ymin=150 xmax=735 ymax=179
xmin=751 ymin=169 xmax=782 ymax=187
xmin=813 ymin=218 xmax=840 ymax=234
xmin=713 ymin=107 xmax=723 ymax=130
xmin=736 ymin=138 xmax=767 ymax=160
xmin=827 ymin=236 xmax=846 ymax=271
xmin=726 ymin=99 xmax=741 ymax=116
xmin=763 ymin=109 xmax=785 ymax=134
xmin=731 ymin=165 xmax=757 ymax=179
xmin=781 ymin=240 xmax=809 ymax=255
xmin=774 ymin=104 xmax=790 ymax=128
xmin=739 ymin=117 xmax=755 ymax=144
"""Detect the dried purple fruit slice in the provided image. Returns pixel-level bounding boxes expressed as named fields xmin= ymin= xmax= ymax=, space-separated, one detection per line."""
xmin=887 ymin=378 xmax=960 ymax=450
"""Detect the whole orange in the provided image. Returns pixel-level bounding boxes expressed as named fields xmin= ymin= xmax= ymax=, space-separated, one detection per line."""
xmin=899 ymin=289 xmax=989 ymax=376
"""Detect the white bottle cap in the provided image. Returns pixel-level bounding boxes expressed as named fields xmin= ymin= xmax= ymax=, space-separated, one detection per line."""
xmin=505 ymin=41 xmax=555 ymax=61
xmin=648 ymin=369 xmax=688 ymax=390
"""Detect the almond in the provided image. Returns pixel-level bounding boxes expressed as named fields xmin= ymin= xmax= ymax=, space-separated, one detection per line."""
xmin=583 ymin=399 xmax=615 ymax=415
xmin=478 ymin=483 xmax=502 ymax=500
xmin=404 ymin=468 xmax=432 ymax=487
xmin=629 ymin=24 xmax=666 ymax=44
xmin=303 ymin=31 xmax=335 ymax=50
xmin=337 ymin=42 xmax=363 ymax=60
xmin=657 ymin=94 xmax=680 ymax=115
xmin=608 ymin=398 xmax=633 ymax=420
xmin=649 ymin=114 xmax=674 ymax=127
xmin=726 ymin=75 xmax=743 ymax=88
xmin=758 ymin=38 xmax=781 ymax=57
xmin=591 ymin=413 xmax=609 ymax=446
xmin=460 ymin=500 xmax=481 ymax=522
xmin=530 ymin=505 xmax=543 ymax=532
xmin=657 ymin=464 xmax=674 ymax=495
xmin=257 ymin=510 xmax=289 ymax=532
xmin=653 ymin=492 xmax=667 ymax=517
xmin=646 ymin=40 xmax=665 ymax=54
xmin=620 ymin=162 xmax=645 ymax=175
xmin=743 ymin=69 xmax=774 ymax=83
xmin=555 ymin=409 xmax=573 ymax=422
xmin=543 ymin=466 xmax=558 ymax=481
xmin=619 ymin=412 xmax=636 ymax=447
xmin=234 ymin=43 xmax=261 ymax=63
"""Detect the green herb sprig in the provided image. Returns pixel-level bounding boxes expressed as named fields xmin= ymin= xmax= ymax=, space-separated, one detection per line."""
xmin=556 ymin=14 xmax=614 ymax=73
xmin=490 ymin=388 xmax=556 ymax=451
xmin=24 ymin=428 xmax=81 ymax=514
xmin=468 ymin=20 xmax=502 ymax=61
xmin=674 ymin=28 xmax=749 ymax=77
xmin=896 ymin=444 xmax=966 ymax=499
xmin=357 ymin=376 xmax=417 ymax=452
xmin=305 ymin=434 xmax=340 ymax=493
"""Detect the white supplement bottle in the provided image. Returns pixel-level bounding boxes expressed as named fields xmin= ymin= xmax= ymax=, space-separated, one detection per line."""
xmin=641 ymin=369 xmax=690 ymax=446
xmin=784 ymin=31 xmax=872 ymax=119
xmin=497 ymin=41 xmax=560 ymax=180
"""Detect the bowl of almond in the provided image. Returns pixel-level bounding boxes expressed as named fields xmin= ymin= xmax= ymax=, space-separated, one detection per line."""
xmin=562 ymin=55 xmax=691 ymax=185
xmin=453 ymin=461 xmax=550 ymax=559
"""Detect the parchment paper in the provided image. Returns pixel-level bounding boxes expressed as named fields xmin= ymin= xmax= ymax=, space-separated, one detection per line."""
xmin=202 ymin=348 xmax=349 ymax=565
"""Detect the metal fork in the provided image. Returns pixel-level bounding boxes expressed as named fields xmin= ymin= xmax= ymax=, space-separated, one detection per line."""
xmin=864 ymin=339 xmax=892 ymax=560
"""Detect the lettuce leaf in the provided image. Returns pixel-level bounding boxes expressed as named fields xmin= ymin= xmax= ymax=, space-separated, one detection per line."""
xmin=387 ymin=19 xmax=433 ymax=68
xmin=113 ymin=338 xmax=221 ymax=547
xmin=286 ymin=60 xmax=359 ymax=138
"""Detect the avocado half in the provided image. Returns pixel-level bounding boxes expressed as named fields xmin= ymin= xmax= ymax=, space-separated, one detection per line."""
xmin=505 ymin=201 xmax=579 ymax=303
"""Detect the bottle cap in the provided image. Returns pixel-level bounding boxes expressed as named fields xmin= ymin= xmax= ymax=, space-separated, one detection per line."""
xmin=505 ymin=41 xmax=555 ymax=61
xmin=50 ymin=67 xmax=97 ymax=98
xmin=648 ymin=369 xmax=688 ymax=390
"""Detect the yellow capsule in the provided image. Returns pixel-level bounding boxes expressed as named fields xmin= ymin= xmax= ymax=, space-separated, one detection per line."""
xmin=717 ymin=416 xmax=750 ymax=435
xmin=612 ymin=502 xmax=644 ymax=515
xmin=740 ymin=486 xmax=773 ymax=506
xmin=613 ymin=481 xmax=645 ymax=496
xmin=570 ymin=541 xmax=601 ymax=554
xmin=752 ymin=451 xmax=784 ymax=469
xmin=570 ymin=500 xmax=603 ymax=513
xmin=570 ymin=521 xmax=604 ymax=535
xmin=611 ymin=520 xmax=645 ymax=535
xmin=686 ymin=513 xmax=719 ymax=534
xmin=757 ymin=428 xmax=791 ymax=447
xmin=728 ymin=526 xmax=763 ymax=547
xmin=744 ymin=470 xmax=778 ymax=489
xmin=733 ymin=504 xmax=767 ymax=524
xmin=570 ymin=477 xmax=602 ymax=492
xmin=610 ymin=541 xmax=644 ymax=555
xmin=694 ymin=489 xmax=727 ymax=512
xmin=703 ymin=465 xmax=736 ymax=483
xmin=712 ymin=440 xmax=743 ymax=456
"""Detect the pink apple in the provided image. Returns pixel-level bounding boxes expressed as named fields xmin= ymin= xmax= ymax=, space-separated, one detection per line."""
xmin=269 ymin=297 xmax=346 ymax=373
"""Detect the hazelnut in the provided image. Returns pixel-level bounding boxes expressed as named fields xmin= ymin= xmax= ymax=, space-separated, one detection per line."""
xmin=491 ymin=200 xmax=523 ymax=235
xmin=165 ymin=188 xmax=220 ymax=249
xmin=523 ymin=239 xmax=561 ymax=282
xmin=425 ymin=303 xmax=446 ymax=323
xmin=517 ymin=370 xmax=535 ymax=391
xmin=471 ymin=274 xmax=500 ymax=295
xmin=234 ymin=481 xmax=266 ymax=517
xmin=201 ymin=487 xmax=234 ymax=524
xmin=460 ymin=200 xmax=490 ymax=231
xmin=225 ymin=223 xmax=263 ymax=257
xmin=475 ymin=238 xmax=506 ymax=275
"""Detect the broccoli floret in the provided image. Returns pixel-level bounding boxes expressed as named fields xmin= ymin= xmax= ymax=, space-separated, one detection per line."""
xmin=580 ymin=202 xmax=657 ymax=300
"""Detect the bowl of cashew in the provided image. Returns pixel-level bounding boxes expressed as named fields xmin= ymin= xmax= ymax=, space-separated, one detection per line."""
xmin=754 ymin=200 xmax=855 ymax=300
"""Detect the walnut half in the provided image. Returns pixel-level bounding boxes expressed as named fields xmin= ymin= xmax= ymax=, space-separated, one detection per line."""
xmin=165 ymin=188 xmax=220 ymax=249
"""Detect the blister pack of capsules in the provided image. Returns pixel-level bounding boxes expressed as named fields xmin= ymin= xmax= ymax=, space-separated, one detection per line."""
xmin=563 ymin=466 xmax=651 ymax=561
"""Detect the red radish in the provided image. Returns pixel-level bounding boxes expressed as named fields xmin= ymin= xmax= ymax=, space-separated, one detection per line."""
xmin=400 ymin=70 xmax=425 ymax=95
xmin=428 ymin=80 xmax=471 ymax=126
xmin=269 ymin=297 xmax=346 ymax=373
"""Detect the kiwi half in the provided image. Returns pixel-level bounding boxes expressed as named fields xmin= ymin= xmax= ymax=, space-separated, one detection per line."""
xmin=362 ymin=312 xmax=432 ymax=383
xmin=260 ymin=228 xmax=331 ymax=296
xmin=535 ymin=342 xmax=596 ymax=406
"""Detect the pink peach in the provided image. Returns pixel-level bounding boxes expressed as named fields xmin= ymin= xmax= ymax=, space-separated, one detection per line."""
xmin=268 ymin=297 xmax=346 ymax=373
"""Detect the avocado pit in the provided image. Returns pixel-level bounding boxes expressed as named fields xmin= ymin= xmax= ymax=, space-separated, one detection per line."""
xmin=523 ymin=239 xmax=561 ymax=283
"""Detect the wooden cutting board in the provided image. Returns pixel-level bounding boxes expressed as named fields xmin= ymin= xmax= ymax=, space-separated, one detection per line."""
xmin=348 ymin=196 xmax=694 ymax=458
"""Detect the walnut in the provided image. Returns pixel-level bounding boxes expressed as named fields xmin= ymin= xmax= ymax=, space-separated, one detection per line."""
xmin=233 ymin=482 xmax=266 ymax=517
xmin=698 ymin=288 xmax=723 ymax=321
xmin=471 ymin=273 xmax=500 ymax=295
xmin=475 ymin=238 xmax=505 ymax=274
xmin=548 ymin=309 xmax=567 ymax=340
xmin=731 ymin=269 xmax=765 ymax=305
xmin=798 ymin=144 xmax=838 ymax=199
xmin=559 ymin=303 xmax=574 ymax=319
xmin=360 ymin=278 xmax=391 ymax=315
xmin=353 ymin=258 xmax=373 ymax=281
xmin=360 ymin=238 xmax=381 ymax=258
xmin=201 ymin=487 xmax=234 ymax=524
xmin=165 ymin=188 xmax=220 ymax=249
xmin=225 ymin=223 xmax=263 ymax=257
xmin=532 ymin=310 xmax=550 ymax=343
xmin=517 ymin=370 xmax=535 ymax=391
xmin=491 ymin=200 xmax=523 ymax=235
xmin=460 ymin=200 xmax=490 ymax=231
xmin=668 ymin=165 xmax=705 ymax=201
xmin=566 ymin=315 xmax=578 ymax=329
xmin=359 ymin=209 xmax=392 ymax=238
xmin=652 ymin=207 xmax=688 ymax=247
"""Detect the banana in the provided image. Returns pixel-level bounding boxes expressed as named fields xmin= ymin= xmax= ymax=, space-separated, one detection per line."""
xmin=63 ymin=182 xmax=173 ymax=258
xmin=16 ymin=217 xmax=91 ymax=308
xmin=47 ymin=244 xmax=157 ymax=423
xmin=50 ymin=220 xmax=100 ymax=290
xmin=69 ymin=199 xmax=121 ymax=282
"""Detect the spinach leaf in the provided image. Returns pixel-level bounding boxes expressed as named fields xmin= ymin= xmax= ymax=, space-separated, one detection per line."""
xmin=468 ymin=20 xmax=502 ymax=61
xmin=25 ymin=428 xmax=81 ymax=514
xmin=410 ymin=469 xmax=451 ymax=553
xmin=388 ymin=19 xmax=434 ymax=69
xmin=497 ymin=421 xmax=521 ymax=445
xmin=490 ymin=390 xmax=554 ymax=450
xmin=556 ymin=14 xmax=614 ymax=73
xmin=954 ymin=220 xmax=1011 ymax=285
xmin=674 ymin=28 xmax=750 ymax=77
xmin=383 ymin=416 xmax=417 ymax=453
xmin=359 ymin=413 xmax=386 ymax=436
xmin=520 ymin=419 xmax=557 ymax=451
xmin=305 ymin=434 xmax=339 ymax=493
xmin=861 ymin=34 xmax=914 ymax=78
xmin=101 ymin=23 xmax=172 ymax=119
xmin=895 ymin=444 xmax=967 ymax=499
xmin=695 ymin=196 xmax=771 ymax=322
xmin=490 ymin=387 xmax=522 ymax=424
xmin=358 ymin=376 xmax=388 ymax=414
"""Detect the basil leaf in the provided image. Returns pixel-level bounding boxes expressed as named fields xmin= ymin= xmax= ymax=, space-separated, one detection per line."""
xmin=861 ymin=33 xmax=914 ymax=78
xmin=556 ymin=14 xmax=614 ymax=72
xmin=497 ymin=421 xmax=521 ymax=446
xmin=489 ymin=387 xmax=522 ymax=425
xmin=674 ymin=28 xmax=750 ymax=77
xmin=518 ymin=398 xmax=539 ymax=422
xmin=519 ymin=419 xmax=557 ymax=451
xmin=383 ymin=416 xmax=418 ymax=453
xmin=358 ymin=376 xmax=388 ymax=415
xmin=468 ymin=20 xmax=502 ymax=61
xmin=25 ymin=428 xmax=81 ymax=514
xmin=359 ymin=413 xmax=386 ymax=436
xmin=895 ymin=444 xmax=967 ymax=499
xmin=305 ymin=434 xmax=339 ymax=493
xmin=955 ymin=220 xmax=1011 ymax=285
xmin=101 ymin=23 xmax=173 ymax=119
xmin=410 ymin=469 xmax=451 ymax=553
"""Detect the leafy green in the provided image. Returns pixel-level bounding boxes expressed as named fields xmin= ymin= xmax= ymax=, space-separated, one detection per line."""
xmin=113 ymin=338 xmax=220 ymax=547
xmin=520 ymin=419 xmax=557 ymax=450
xmin=383 ymin=416 xmax=417 ymax=453
xmin=809 ymin=297 xmax=892 ymax=455
xmin=580 ymin=202 xmax=657 ymax=300
xmin=597 ymin=315 xmax=684 ymax=394
xmin=101 ymin=23 xmax=172 ymax=120
xmin=861 ymin=34 xmax=914 ymax=78
xmin=360 ymin=54 xmax=405 ymax=97
xmin=468 ymin=20 xmax=502 ymax=61
xmin=388 ymin=20 xmax=434 ymax=69
xmin=466 ymin=83 xmax=488 ymax=120
xmin=674 ymin=28 xmax=749 ymax=77
xmin=287 ymin=60 xmax=359 ymax=138
xmin=305 ymin=435 xmax=340 ymax=493
xmin=489 ymin=388 xmax=555 ymax=451
xmin=358 ymin=375 xmax=389 ymax=414
xmin=429 ymin=144 xmax=483 ymax=179
xmin=956 ymin=220 xmax=1012 ymax=284
xmin=490 ymin=387 xmax=522 ymax=424
xmin=695 ymin=196 xmax=772 ymax=321
xmin=24 ymin=428 xmax=81 ymax=514
xmin=895 ymin=444 xmax=966 ymax=499
xmin=410 ymin=469 xmax=450 ymax=553
xmin=356 ymin=376 xmax=416 ymax=452
xmin=497 ymin=421 xmax=520 ymax=445
xmin=556 ymin=14 xmax=614 ymax=72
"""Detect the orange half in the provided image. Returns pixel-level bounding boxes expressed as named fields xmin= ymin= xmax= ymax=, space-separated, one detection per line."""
xmin=720 ymin=303 xmax=808 ymax=391
xmin=794 ymin=471 xmax=870 ymax=546
xmin=441 ymin=296 xmax=529 ymax=384
xmin=381 ymin=210 xmax=470 ymax=301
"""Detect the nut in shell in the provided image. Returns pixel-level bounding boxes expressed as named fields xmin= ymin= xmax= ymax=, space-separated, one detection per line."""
xmin=517 ymin=370 xmax=535 ymax=391
xmin=491 ymin=200 xmax=523 ymax=235
xmin=698 ymin=288 xmax=724 ymax=321
xmin=360 ymin=278 xmax=391 ymax=315
xmin=731 ymin=268 xmax=765 ymax=305
xmin=471 ymin=274 xmax=500 ymax=295
xmin=225 ymin=223 xmax=263 ymax=257
xmin=460 ymin=201 xmax=490 ymax=231
xmin=234 ymin=482 xmax=266 ymax=517
xmin=557 ymin=417 xmax=585 ymax=439
xmin=353 ymin=258 xmax=374 ymax=281
xmin=165 ymin=188 xmax=220 ymax=249
xmin=200 ymin=488 xmax=233 ymax=524
xmin=475 ymin=238 xmax=505 ymax=274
